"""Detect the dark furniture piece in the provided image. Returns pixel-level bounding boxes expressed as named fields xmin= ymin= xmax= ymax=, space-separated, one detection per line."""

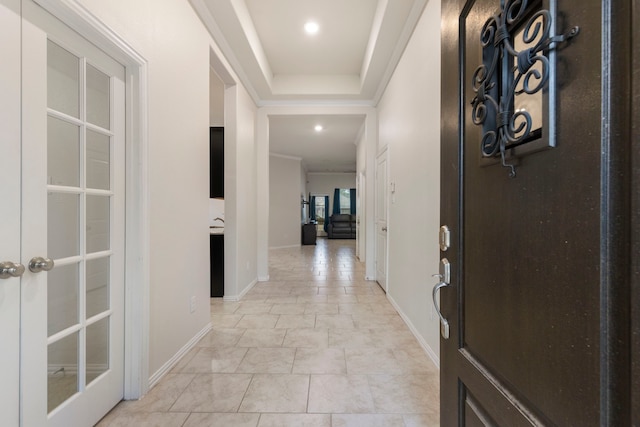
xmin=210 ymin=234 xmax=224 ymax=297
xmin=301 ymin=223 xmax=317 ymax=245
xmin=327 ymin=214 xmax=356 ymax=239
xmin=210 ymin=127 xmax=224 ymax=198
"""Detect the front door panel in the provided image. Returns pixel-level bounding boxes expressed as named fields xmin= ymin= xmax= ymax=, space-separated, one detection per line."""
xmin=440 ymin=0 xmax=631 ymax=425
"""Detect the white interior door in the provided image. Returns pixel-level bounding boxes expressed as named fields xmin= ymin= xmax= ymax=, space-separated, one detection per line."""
xmin=1 ymin=1 xmax=127 ymax=425
xmin=376 ymin=151 xmax=388 ymax=291
xmin=0 ymin=1 xmax=22 ymax=425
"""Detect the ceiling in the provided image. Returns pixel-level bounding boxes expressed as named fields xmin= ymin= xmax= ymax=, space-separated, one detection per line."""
xmin=191 ymin=0 xmax=428 ymax=172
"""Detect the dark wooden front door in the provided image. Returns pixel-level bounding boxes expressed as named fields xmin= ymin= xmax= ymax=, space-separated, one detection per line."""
xmin=440 ymin=0 xmax=635 ymax=425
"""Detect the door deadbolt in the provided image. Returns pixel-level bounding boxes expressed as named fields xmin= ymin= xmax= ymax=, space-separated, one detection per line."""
xmin=439 ymin=225 xmax=450 ymax=251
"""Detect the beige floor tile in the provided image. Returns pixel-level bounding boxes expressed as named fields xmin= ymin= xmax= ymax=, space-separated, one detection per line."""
xmin=100 ymin=240 xmax=441 ymax=424
xmin=239 ymin=374 xmax=310 ymax=413
xmin=236 ymin=347 xmax=296 ymax=374
xmin=275 ymin=314 xmax=317 ymax=328
xmin=257 ymin=413 xmax=331 ymax=427
xmin=328 ymin=328 xmax=374 ymax=348
xmin=331 ymin=413 xmax=406 ymax=427
xmin=183 ymin=412 xmax=260 ymax=427
xmin=283 ymin=328 xmax=329 ymax=348
xmin=170 ymin=374 xmax=252 ymax=412
xmin=368 ymin=302 xmax=399 ymax=314
xmin=210 ymin=314 xmax=243 ymax=328
xmin=317 ymin=287 xmax=346 ymax=295
xmin=403 ymin=413 xmax=441 ymax=427
xmin=96 ymin=411 xmax=189 ymax=427
xmin=210 ymin=300 xmax=239 ymax=314
xmin=338 ymin=302 xmax=372 ymax=314
xmin=170 ymin=348 xmax=200 ymax=373
xmin=345 ymin=348 xmax=404 ymax=375
xmin=270 ymin=303 xmax=307 ymax=314
xmin=236 ymin=302 xmax=275 ymax=314
xmin=352 ymin=313 xmax=406 ymax=329
xmin=289 ymin=287 xmax=321 ymax=296
xmin=393 ymin=347 xmax=440 ymax=375
xmin=316 ymin=314 xmax=355 ymax=329
xmin=327 ymin=294 xmax=360 ymax=303
xmin=368 ymin=374 xmax=439 ymax=414
xmin=236 ymin=329 xmax=287 ymax=347
xmin=307 ymin=374 xmax=375 ymax=413
xmin=112 ymin=373 xmax=195 ymax=413
xmin=296 ymin=295 xmax=329 ymax=304
xmin=304 ymin=303 xmax=339 ymax=315
xmin=264 ymin=296 xmax=299 ymax=304
xmin=197 ymin=328 xmax=246 ymax=348
xmin=369 ymin=328 xmax=419 ymax=348
xmin=356 ymin=295 xmax=389 ymax=304
xmin=293 ymin=348 xmax=346 ymax=374
xmin=236 ymin=314 xmax=280 ymax=329
xmin=175 ymin=347 xmax=248 ymax=373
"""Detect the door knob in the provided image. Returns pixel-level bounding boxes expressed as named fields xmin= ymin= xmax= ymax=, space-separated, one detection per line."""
xmin=28 ymin=257 xmax=54 ymax=273
xmin=0 ymin=261 xmax=25 ymax=279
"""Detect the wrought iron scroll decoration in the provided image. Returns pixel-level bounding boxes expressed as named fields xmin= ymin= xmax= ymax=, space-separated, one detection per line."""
xmin=470 ymin=0 xmax=579 ymax=177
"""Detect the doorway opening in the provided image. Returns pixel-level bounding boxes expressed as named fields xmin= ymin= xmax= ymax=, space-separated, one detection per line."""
xmin=311 ymin=195 xmax=329 ymax=237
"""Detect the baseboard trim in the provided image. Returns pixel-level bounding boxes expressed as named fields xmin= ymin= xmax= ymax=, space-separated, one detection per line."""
xmin=223 ymin=278 xmax=258 ymax=301
xmin=386 ymin=294 xmax=440 ymax=369
xmin=258 ymin=275 xmax=270 ymax=282
xmin=148 ymin=321 xmax=212 ymax=389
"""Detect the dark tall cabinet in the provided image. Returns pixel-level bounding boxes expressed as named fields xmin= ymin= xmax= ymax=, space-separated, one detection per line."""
xmin=210 ymin=127 xmax=224 ymax=198
xmin=210 ymin=234 xmax=224 ymax=297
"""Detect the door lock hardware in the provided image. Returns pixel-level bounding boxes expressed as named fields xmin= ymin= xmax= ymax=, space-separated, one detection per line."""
xmin=431 ymin=258 xmax=451 ymax=339
xmin=28 ymin=257 xmax=54 ymax=273
xmin=0 ymin=261 xmax=25 ymax=279
xmin=439 ymin=225 xmax=450 ymax=251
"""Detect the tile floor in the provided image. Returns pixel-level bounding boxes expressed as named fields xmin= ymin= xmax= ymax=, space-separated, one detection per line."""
xmin=97 ymin=239 xmax=440 ymax=426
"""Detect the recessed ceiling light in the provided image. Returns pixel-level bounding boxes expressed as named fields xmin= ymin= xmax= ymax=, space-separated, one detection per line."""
xmin=304 ymin=21 xmax=319 ymax=35
xmin=314 ymin=125 xmax=323 ymax=132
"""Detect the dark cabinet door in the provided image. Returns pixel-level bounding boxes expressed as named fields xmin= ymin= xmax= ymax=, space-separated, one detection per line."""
xmin=210 ymin=234 xmax=224 ymax=297
xmin=440 ymin=0 xmax=634 ymax=425
xmin=210 ymin=127 xmax=224 ymax=198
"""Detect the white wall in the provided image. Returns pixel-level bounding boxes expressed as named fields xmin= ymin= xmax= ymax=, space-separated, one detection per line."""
xmin=307 ymin=172 xmax=357 ymax=214
xmin=76 ymin=0 xmax=257 ymax=380
xmin=269 ymin=154 xmax=303 ymax=249
xmin=224 ymin=83 xmax=258 ymax=299
xmin=377 ymin=0 xmax=441 ymax=364
xmin=209 ymin=67 xmax=224 ymax=127
xmin=356 ymin=130 xmax=367 ymax=261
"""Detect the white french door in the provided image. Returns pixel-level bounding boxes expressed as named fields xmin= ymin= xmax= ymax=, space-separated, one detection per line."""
xmin=0 ymin=0 xmax=126 ymax=425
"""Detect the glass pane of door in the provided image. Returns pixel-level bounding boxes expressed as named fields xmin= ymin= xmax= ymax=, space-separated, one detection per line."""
xmin=46 ymin=39 xmax=114 ymax=414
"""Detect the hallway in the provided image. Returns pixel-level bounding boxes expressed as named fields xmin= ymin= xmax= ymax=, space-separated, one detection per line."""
xmin=98 ymin=239 xmax=439 ymax=426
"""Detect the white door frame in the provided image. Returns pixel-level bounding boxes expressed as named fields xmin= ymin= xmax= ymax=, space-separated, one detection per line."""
xmin=34 ymin=0 xmax=150 ymax=399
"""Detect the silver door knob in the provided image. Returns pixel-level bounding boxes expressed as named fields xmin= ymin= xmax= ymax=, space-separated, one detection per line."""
xmin=0 ymin=261 xmax=25 ymax=279
xmin=28 ymin=257 xmax=54 ymax=273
